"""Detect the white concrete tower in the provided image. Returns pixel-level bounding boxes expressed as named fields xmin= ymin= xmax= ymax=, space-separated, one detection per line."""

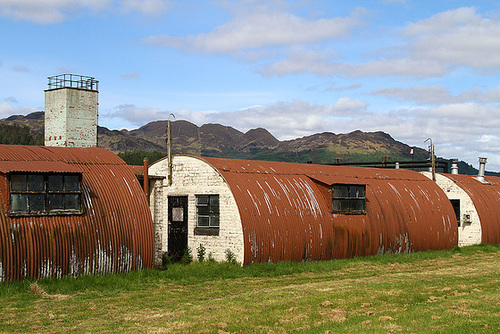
xmin=44 ymin=74 xmax=99 ymax=147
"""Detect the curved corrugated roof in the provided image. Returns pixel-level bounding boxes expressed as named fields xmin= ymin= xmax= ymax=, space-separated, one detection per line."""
xmin=0 ymin=145 xmax=154 ymax=281
xmin=443 ymin=174 xmax=500 ymax=245
xmin=198 ymin=157 xmax=458 ymax=264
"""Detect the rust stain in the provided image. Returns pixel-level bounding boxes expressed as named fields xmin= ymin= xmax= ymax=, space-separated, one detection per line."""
xmin=199 ymin=157 xmax=458 ymax=265
xmin=0 ymin=145 xmax=154 ymax=281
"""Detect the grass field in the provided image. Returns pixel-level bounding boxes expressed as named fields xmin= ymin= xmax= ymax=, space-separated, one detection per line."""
xmin=1 ymin=245 xmax=499 ymax=333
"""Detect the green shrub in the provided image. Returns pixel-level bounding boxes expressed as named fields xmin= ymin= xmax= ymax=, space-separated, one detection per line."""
xmin=197 ymin=244 xmax=206 ymax=262
xmin=224 ymin=249 xmax=237 ymax=264
xmin=181 ymin=247 xmax=193 ymax=264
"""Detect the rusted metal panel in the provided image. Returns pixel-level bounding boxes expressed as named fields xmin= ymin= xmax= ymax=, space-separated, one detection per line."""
xmin=0 ymin=161 xmax=81 ymax=173
xmin=444 ymin=174 xmax=500 ymax=245
xmin=200 ymin=157 xmax=457 ymax=265
xmin=0 ymin=145 xmax=154 ymax=281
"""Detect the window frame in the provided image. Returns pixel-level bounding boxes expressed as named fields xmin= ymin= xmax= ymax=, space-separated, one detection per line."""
xmin=332 ymin=183 xmax=366 ymax=215
xmin=9 ymin=172 xmax=84 ymax=216
xmin=195 ymin=194 xmax=220 ymax=235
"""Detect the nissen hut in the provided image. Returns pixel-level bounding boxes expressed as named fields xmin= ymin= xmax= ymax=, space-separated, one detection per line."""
xmin=149 ymin=155 xmax=458 ymax=265
xmin=0 ymin=145 xmax=154 ymax=281
xmin=422 ymin=158 xmax=500 ymax=246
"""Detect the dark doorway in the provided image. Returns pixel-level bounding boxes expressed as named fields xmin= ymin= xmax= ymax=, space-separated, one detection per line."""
xmin=168 ymin=196 xmax=188 ymax=260
xmin=450 ymin=199 xmax=460 ymax=227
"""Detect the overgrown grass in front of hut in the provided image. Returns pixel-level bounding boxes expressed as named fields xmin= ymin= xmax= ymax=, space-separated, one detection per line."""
xmin=0 ymin=244 xmax=499 ymax=333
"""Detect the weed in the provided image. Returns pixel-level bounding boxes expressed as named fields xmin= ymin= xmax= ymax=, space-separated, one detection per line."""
xmin=225 ymin=248 xmax=237 ymax=264
xmin=197 ymin=244 xmax=206 ymax=262
xmin=181 ymin=247 xmax=193 ymax=264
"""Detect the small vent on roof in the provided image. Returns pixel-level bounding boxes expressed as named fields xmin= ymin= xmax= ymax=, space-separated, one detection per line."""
xmin=476 ymin=157 xmax=487 ymax=183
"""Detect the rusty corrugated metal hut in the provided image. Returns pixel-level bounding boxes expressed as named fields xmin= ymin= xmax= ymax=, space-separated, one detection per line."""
xmin=442 ymin=173 xmax=500 ymax=245
xmin=0 ymin=145 xmax=154 ymax=281
xmin=150 ymin=155 xmax=458 ymax=265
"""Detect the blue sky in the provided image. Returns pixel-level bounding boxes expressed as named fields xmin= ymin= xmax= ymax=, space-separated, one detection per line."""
xmin=1 ymin=0 xmax=500 ymax=171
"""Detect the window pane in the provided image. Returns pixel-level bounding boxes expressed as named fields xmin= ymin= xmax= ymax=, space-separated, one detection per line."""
xmin=65 ymin=194 xmax=80 ymax=210
xmin=332 ymin=199 xmax=341 ymax=212
xmin=209 ymin=196 xmax=219 ymax=214
xmin=11 ymin=194 xmax=28 ymax=212
xmin=64 ymin=175 xmax=80 ymax=192
xmin=351 ymin=199 xmax=365 ymax=211
xmin=198 ymin=216 xmax=209 ymax=227
xmin=48 ymin=194 xmax=64 ymax=210
xmin=209 ymin=195 xmax=219 ymax=206
xmin=28 ymin=194 xmax=45 ymax=212
xmin=48 ymin=175 xmax=63 ymax=191
xmin=357 ymin=186 xmax=365 ymax=198
xmin=332 ymin=185 xmax=345 ymax=198
xmin=198 ymin=206 xmax=209 ymax=215
xmin=197 ymin=196 xmax=209 ymax=205
xmin=341 ymin=199 xmax=351 ymax=212
xmin=172 ymin=207 xmax=184 ymax=222
xmin=348 ymin=186 xmax=357 ymax=198
xmin=210 ymin=216 xmax=220 ymax=227
xmin=11 ymin=174 xmax=27 ymax=191
xmin=28 ymin=175 xmax=44 ymax=192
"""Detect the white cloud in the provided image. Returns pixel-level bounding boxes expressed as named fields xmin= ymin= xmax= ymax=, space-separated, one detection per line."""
xmin=372 ymin=85 xmax=500 ymax=104
xmin=0 ymin=0 xmax=111 ymax=23
xmin=0 ymin=0 xmax=169 ymax=23
xmin=404 ymin=7 xmax=500 ymax=70
xmin=0 ymin=102 xmax=37 ymax=119
xmin=143 ymin=5 xmax=500 ymax=78
xmin=105 ymin=104 xmax=170 ymax=125
xmin=119 ymin=0 xmax=170 ymax=17
xmin=3 ymin=96 xmax=18 ymax=103
xmin=142 ymin=7 xmax=366 ymax=54
xmin=121 ymin=71 xmax=140 ymax=79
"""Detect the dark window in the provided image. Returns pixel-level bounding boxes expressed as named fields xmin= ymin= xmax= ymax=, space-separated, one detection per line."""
xmin=332 ymin=184 xmax=366 ymax=214
xmin=196 ymin=195 xmax=220 ymax=228
xmin=9 ymin=173 xmax=83 ymax=216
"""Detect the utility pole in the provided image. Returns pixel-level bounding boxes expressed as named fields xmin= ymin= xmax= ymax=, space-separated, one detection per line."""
xmin=425 ymin=138 xmax=436 ymax=182
xmin=166 ymin=113 xmax=175 ymax=186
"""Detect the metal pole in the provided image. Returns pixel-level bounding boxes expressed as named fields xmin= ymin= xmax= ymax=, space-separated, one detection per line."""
xmin=425 ymin=138 xmax=436 ymax=182
xmin=143 ymin=157 xmax=149 ymax=203
xmin=166 ymin=113 xmax=175 ymax=186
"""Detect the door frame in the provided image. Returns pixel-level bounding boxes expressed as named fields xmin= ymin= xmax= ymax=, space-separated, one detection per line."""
xmin=167 ymin=196 xmax=189 ymax=260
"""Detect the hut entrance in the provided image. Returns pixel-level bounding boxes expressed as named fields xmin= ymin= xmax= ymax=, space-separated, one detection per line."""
xmin=450 ymin=199 xmax=461 ymax=227
xmin=168 ymin=196 xmax=188 ymax=261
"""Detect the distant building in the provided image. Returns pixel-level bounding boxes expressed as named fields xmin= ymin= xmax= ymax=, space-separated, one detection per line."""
xmin=44 ymin=74 xmax=98 ymax=148
xmin=422 ymin=158 xmax=500 ymax=246
xmin=149 ymin=155 xmax=458 ymax=265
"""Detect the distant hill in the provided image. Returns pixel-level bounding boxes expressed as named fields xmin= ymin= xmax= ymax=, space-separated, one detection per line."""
xmin=1 ymin=111 xmax=497 ymax=177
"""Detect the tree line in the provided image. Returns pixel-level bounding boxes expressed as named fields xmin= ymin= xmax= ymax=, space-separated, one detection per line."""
xmin=0 ymin=124 xmax=43 ymax=146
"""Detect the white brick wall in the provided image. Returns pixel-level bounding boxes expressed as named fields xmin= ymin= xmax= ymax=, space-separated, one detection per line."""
xmin=422 ymin=172 xmax=481 ymax=246
xmin=149 ymin=177 xmax=166 ymax=266
xmin=149 ymin=156 xmax=244 ymax=263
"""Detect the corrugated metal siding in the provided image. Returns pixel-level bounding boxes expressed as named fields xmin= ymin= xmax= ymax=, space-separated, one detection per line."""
xmin=444 ymin=174 xmax=500 ymax=245
xmin=0 ymin=145 xmax=154 ymax=281
xmin=200 ymin=157 xmax=457 ymax=265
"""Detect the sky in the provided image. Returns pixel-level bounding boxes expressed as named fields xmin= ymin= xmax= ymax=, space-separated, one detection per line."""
xmin=1 ymin=0 xmax=499 ymax=171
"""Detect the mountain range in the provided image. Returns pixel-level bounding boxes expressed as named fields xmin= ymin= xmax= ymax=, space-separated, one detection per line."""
xmin=1 ymin=111 xmax=493 ymax=176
